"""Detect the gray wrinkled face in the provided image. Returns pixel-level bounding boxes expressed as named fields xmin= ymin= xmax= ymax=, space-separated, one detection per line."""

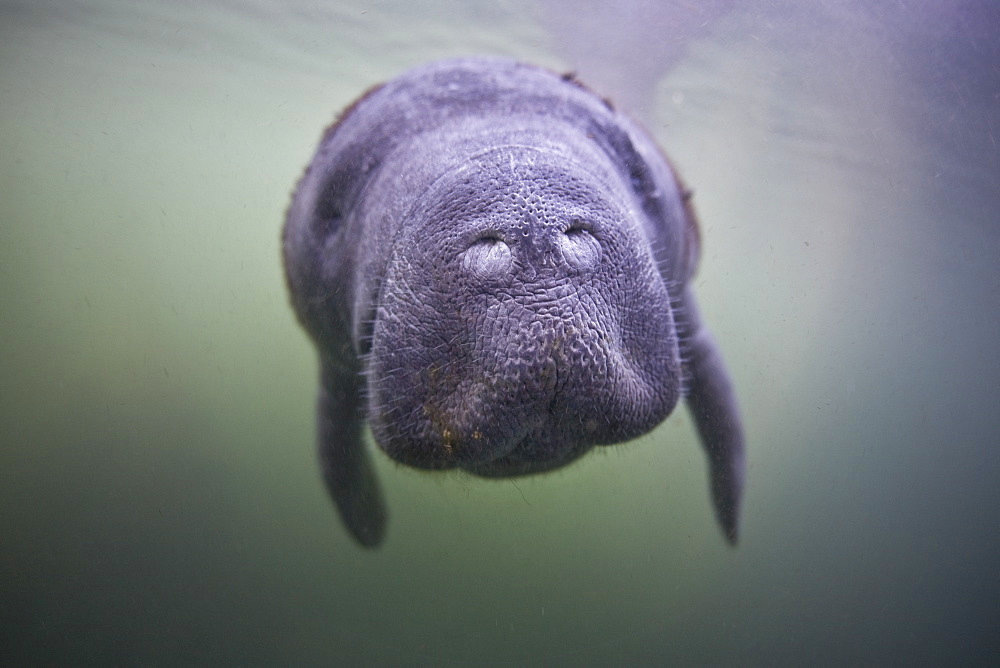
xmin=284 ymin=58 xmax=746 ymax=547
xmin=366 ymin=146 xmax=681 ymax=476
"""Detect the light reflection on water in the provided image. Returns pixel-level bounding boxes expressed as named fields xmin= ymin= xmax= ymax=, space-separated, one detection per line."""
xmin=1 ymin=0 xmax=998 ymax=664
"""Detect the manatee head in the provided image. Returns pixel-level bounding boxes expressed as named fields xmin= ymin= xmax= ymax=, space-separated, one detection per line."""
xmin=365 ymin=136 xmax=681 ymax=476
xmin=284 ymin=58 xmax=745 ymax=548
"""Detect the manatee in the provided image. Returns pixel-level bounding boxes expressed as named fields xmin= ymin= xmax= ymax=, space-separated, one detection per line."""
xmin=283 ymin=58 xmax=745 ymax=548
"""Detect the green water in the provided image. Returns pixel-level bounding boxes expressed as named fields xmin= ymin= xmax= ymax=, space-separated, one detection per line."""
xmin=2 ymin=1 xmax=998 ymax=664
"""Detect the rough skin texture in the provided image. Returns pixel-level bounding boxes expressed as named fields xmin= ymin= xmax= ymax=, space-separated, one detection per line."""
xmin=283 ymin=57 xmax=745 ymax=548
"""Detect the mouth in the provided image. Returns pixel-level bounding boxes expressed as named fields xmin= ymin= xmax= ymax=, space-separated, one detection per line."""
xmin=374 ymin=411 xmax=595 ymax=477
xmin=459 ymin=428 xmax=595 ymax=478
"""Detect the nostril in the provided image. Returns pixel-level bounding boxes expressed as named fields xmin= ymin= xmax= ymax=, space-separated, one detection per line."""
xmin=463 ymin=233 xmax=513 ymax=280
xmin=560 ymin=220 xmax=601 ymax=270
xmin=478 ymin=232 xmax=504 ymax=244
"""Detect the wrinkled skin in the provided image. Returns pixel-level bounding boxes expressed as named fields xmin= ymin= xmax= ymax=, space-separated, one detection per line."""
xmin=283 ymin=58 xmax=745 ymax=548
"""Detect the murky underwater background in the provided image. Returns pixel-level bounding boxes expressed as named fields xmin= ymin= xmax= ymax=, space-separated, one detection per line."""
xmin=2 ymin=0 xmax=998 ymax=664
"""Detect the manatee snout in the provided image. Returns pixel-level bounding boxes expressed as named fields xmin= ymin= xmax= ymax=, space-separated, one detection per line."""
xmin=369 ymin=307 xmax=681 ymax=475
xmin=366 ymin=170 xmax=682 ymax=475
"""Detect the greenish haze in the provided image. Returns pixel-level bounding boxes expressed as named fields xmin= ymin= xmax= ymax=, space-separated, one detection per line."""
xmin=2 ymin=1 xmax=998 ymax=664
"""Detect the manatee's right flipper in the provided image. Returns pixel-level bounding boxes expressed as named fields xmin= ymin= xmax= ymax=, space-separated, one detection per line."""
xmin=679 ymin=289 xmax=746 ymax=544
xmin=317 ymin=360 xmax=386 ymax=548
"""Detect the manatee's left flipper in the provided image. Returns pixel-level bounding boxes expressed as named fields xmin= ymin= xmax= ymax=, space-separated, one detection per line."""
xmin=678 ymin=289 xmax=746 ymax=544
xmin=317 ymin=360 xmax=387 ymax=548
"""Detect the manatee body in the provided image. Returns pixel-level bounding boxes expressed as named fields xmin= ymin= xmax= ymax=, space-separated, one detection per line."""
xmin=283 ymin=58 xmax=745 ymax=547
